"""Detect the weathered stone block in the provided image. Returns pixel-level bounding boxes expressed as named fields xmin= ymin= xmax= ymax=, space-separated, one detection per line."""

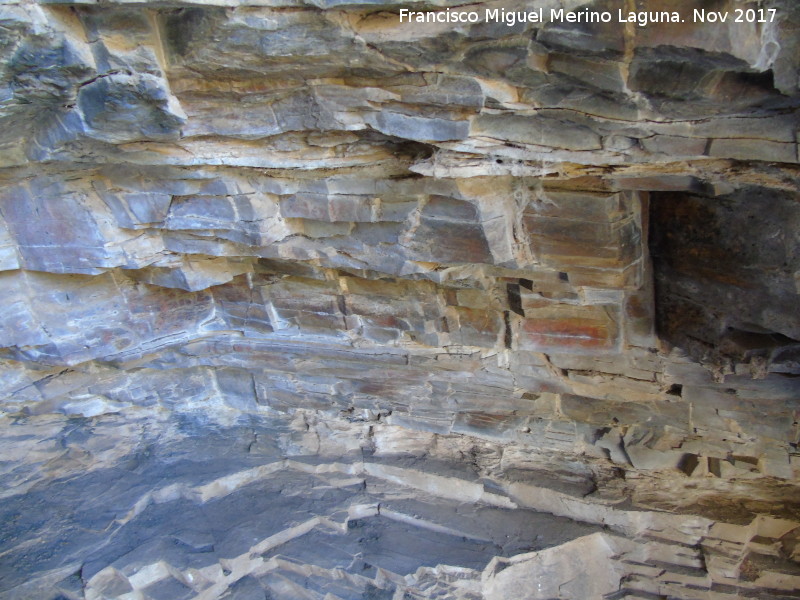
xmin=548 ymin=53 xmax=626 ymax=93
xmin=472 ymin=114 xmax=601 ymax=151
xmin=133 ymin=258 xmax=252 ymax=291
xmin=513 ymin=304 xmax=618 ymax=353
xmin=421 ymin=195 xmax=480 ymax=221
xmin=403 ymin=219 xmax=492 ymax=265
xmin=527 ymin=190 xmax=630 ymax=222
xmin=446 ymin=306 xmax=502 ymax=348
xmin=709 ymin=138 xmax=797 ymax=163
xmin=372 ymin=111 xmax=469 ymax=142
xmin=530 ymin=217 xmax=640 ymax=269
xmin=452 ymin=411 xmax=525 ymax=441
xmin=78 ymin=72 xmax=186 ymax=143
xmin=641 ymin=135 xmax=708 ymax=157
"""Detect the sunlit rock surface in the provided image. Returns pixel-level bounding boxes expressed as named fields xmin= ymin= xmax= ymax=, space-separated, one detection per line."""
xmin=1 ymin=0 xmax=800 ymax=599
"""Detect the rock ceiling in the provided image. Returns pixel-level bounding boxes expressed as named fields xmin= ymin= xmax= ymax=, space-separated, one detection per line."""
xmin=1 ymin=1 xmax=799 ymax=599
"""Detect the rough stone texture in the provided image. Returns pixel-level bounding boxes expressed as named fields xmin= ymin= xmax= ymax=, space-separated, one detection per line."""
xmin=1 ymin=1 xmax=799 ymax=599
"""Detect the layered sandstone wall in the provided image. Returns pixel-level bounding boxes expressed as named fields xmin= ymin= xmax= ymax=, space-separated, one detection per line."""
xmin=1 ymin=1 xmax=799 ymax=599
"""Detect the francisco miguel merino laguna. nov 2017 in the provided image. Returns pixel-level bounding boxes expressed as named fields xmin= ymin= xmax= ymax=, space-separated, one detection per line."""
xmin=398 ymin=7 xmax=778 ymax=27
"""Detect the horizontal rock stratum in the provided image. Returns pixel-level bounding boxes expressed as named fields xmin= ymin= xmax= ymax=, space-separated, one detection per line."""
xmin=1 ymin=1 xmax=799 ymax=599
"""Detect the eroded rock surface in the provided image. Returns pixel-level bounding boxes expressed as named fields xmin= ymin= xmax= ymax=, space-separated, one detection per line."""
xmin=1 ymin=1 xmax=799 ymax=599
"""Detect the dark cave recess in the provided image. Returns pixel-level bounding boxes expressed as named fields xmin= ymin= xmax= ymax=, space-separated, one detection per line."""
xmin=650 ymin=187 xmax=800 ymax=374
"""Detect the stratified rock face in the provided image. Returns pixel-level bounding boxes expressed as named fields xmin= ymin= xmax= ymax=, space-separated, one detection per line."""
xmin=1 ymin=1 xmax=800 ymax=599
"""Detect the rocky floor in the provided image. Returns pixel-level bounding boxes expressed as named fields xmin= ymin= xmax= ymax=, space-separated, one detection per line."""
xmin=4 ymin=413 xmax=800 ymax=600
xmin=1 ymin=0 xmax=800 ymax=598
